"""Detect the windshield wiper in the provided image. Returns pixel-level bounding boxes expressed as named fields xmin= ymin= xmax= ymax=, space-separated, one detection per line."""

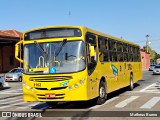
xmin=55 ymin=39 xmax=67 ymax=57
xmin=34 ymin=41 xmax=48 ymax=58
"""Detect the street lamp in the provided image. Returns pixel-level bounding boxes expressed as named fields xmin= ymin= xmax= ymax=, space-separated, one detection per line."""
xmin=146 ymin=34 xmax=150 ymax=53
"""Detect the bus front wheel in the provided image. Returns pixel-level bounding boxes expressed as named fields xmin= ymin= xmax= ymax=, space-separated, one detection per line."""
xmin=96 ymin=81 xmax=107 ymax=105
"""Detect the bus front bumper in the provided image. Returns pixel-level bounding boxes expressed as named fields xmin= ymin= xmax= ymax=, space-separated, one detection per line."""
xmin=23 ymin=82 xmax=89 ymax=102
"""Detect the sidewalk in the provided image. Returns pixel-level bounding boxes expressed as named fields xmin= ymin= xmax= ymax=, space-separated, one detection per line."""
xmin=142 ymin=69 xmax=149 ymax=71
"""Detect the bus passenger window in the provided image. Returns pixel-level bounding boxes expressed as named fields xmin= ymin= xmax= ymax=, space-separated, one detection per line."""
xmin=110 ymin=52 xmax=117 ymax=62
xmin=117 ymin=42 xmax=123 ymax=52
xmin=98 ymin=36 xmax=109 ymax=62
xmin=129 ymin=54 xmax=133 ymax=61
xmin=118 ymin=52 xmax=123 ymax=61
xmin=123 ymin=53 xmax=128 ymax=61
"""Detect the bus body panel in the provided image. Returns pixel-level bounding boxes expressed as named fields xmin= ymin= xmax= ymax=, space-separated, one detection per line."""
xmin=16 ymin=26 xmax=142 ymax=103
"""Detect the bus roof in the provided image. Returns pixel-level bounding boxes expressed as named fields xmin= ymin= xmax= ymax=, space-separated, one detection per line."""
xmin=85 ymin=27 xmax=139 ymax=47
xmin=23 ymin=25 xmax=140 ymax=47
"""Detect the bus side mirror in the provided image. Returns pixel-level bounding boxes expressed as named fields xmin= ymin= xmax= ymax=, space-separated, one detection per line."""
xmin=15 ymin=40 xmax=23 ymax=63
xmin=15 ymin=45 xmax=19 ymax=57
xmin=89 ymin=45 xmax=95 ymax=57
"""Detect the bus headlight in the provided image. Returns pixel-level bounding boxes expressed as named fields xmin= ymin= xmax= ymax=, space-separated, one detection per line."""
xmin=79 ymin=80 xmax=84 ymax=84
xmin=68 ymin=86 xmax=72 ymax=90
xmin=74 ymin=84 xmax=78 ymax=88
xmin=79 ymin=78 xmax=85 ymax=85
xmin=23 ymin=82 xmax=34 ymax=91
xmin=79 ymin=77 xmax=85 ymax=84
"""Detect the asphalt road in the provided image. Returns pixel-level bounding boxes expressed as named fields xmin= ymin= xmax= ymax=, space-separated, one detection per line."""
xmin=0 ymin=70 xmax=160 ymax=120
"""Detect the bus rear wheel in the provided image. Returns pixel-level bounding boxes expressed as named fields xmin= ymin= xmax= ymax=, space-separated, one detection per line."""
xmin=46 ymin=102 xmax=58 ymax=108
xmin=129 ymin=74 xmax=134 ymax=91
xmin=96 ymin=81 xmax=107 ymax=105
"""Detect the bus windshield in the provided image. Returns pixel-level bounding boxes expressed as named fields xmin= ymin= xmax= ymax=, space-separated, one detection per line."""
xmin=24 ymin=40 xmax=85 ymax=74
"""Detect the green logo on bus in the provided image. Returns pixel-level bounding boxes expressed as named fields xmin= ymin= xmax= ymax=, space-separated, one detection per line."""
xmin=60 ymin=80 xmax=70 ymax=87
xmin=111 ymin=64 xmax=118 ymax=76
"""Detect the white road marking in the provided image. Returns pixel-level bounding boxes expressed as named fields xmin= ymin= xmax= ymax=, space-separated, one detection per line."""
xmin=0 ymin=93 xmax=22 ymax=94
xmin=0 ymin=99 xmax=23 ymax=105
xmin=0 ymin=101 xmax=26 ymax=109
xmin=89 ymin=97 xmax=119 ymax=109
xmin=2 ymin=89 xmax=22 ymax=92
xmin=140 ymin=83 xmax=157 ymax=92
xmin=115 ymin=96 xmax=139 ymax=108
xmin=140 ymin=97 xmax=160 ymax=109
xmin=16 ymin=103 xmax=39 ymax=109
xmin=0 ymin=96 xmax=22 ymax=102
xmin=0 ymin=89 xmax=22 ymax=94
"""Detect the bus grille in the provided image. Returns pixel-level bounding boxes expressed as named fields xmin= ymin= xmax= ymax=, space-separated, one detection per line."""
xmin=37 ymin=94 xmax=65 ymax=100
xmin=29 ymin=76 xmax=72 ymax=82
xmin=35 ymin=86 xmax=67 ymax=90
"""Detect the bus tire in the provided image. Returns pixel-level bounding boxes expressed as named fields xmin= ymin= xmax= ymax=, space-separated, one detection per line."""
xmin=46 ymin=102 xmax=58 ymax=108
xmin=96 ymin=81 xmax=107 ymax=105
xmin=129 ymin=74 xmax=134 ymax=91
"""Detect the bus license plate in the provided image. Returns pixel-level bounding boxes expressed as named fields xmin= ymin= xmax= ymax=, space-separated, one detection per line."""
xmin=45 ymin=94 xmax=56 ymax=98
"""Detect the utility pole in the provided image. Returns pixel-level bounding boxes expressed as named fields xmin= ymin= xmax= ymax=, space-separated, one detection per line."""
xmin=146 ymin=34 xmax=150 ymax=53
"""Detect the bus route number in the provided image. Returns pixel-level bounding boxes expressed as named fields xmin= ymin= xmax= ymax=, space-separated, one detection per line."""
xmin=128 ymin=64 xmax=132 ymax=70
xmin=34 ymin=83 xmax=41 ymax=87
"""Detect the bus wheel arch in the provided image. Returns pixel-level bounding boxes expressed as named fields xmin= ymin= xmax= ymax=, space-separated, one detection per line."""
xmin=129 ymin=72 xmax=134 ymax=91
xmin=96 ymin=77 xmax=107 ymax=105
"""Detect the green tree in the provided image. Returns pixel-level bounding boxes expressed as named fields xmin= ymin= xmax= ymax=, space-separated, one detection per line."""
xmin=142 ymin=46 xmax=157 ymax=63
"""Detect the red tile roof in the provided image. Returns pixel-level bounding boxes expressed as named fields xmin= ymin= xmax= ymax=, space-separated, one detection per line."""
xmin=0 ymin=30 xmax=22 ymax=38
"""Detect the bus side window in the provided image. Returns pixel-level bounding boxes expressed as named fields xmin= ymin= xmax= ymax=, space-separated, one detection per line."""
xmin=118 ymin=52 xmax=123 ymax=61
xmin=133 ymin=47 xmax=140 ymax=62
xmin=109 ymin=51 xmax=117 ymax=62
xmin=86 ymin=33 xmax=97 ymax=75
xmin=129 ymin=54 xmax=133 ymax=62
xmin=108 ymin=40 xmax=115 ymax=51
xmin=98 ymin=36 xmax=109 ymax=62
xmin=123 ymin=53 xmax=128 ymax=62
xmin=86 ymin=33 xmax=96 ymax=45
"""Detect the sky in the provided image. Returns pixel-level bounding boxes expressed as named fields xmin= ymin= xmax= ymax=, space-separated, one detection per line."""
xmin=0 ymin=0 xmax=160 ymax=53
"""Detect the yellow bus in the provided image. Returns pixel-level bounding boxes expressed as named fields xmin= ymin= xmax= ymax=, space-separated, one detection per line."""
xmin=15 ymin=26 xmax=142 ymax=106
